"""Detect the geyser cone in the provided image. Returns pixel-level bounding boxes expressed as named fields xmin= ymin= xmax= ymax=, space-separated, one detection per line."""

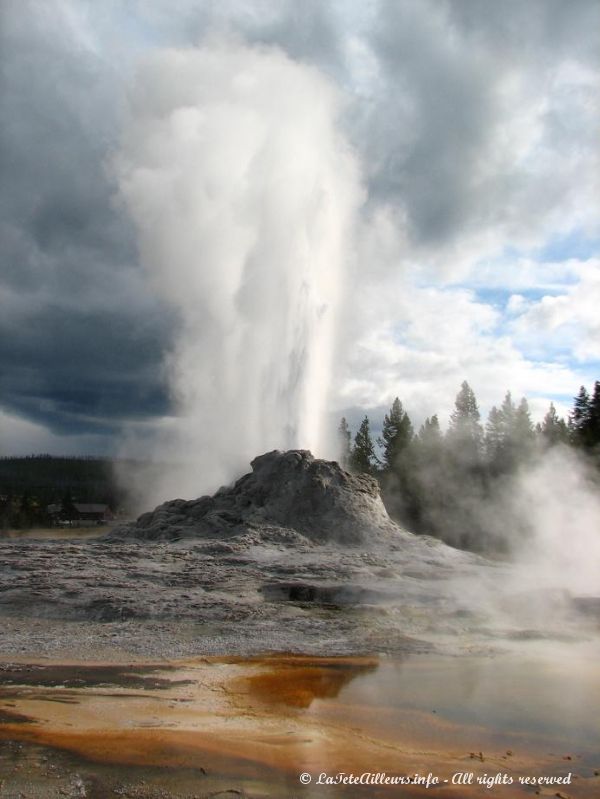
xmin=114 ymin=39 xmax=363 ymax=503
xmin=108 ymin=449 xmax=398 ymax=545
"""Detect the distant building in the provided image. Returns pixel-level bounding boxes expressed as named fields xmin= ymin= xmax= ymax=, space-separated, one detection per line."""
xmin=47 ymin=502 xmax=114 ymax=526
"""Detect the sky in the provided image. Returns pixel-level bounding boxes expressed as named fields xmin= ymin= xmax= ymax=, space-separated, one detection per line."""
xmin=1 ymin=0 xmax=599 ymax=457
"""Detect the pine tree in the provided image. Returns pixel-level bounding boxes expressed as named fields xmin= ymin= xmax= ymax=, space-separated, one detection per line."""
xmin=350 ymin=416 xmax=376 ymax=475
xmin=485 ymin=406 xmax=503 ymax=464
xmin=499 ymin=391 xmax=516 ymax=434
xmin=447 ymin=381 xmax=483 ymax=464
xmin=413 ymin=415 xmax=444 ymax=488
xmin=540 ymin=402 xmax=569 ymax=447
xmin=587 ymin=381 xmax=600 ymax=447
xmin=378 ymin=397 xmax=413 ymax=470
xmin=571 ymin=385 xmax=590 ymax=446
xmin=387 ymin=416 xmax=437 ymax=533
xmin=497 ymin=391 xmax=516 ymax=470
xmin=417 ymin=415 xmax=442 ymax=447
xmin=337 ymin=417 xmax=352 ymax=469
xmin=489 ymin=392 xmax=534 ymax=469
xmin=514 ymin=397 xmax=535 ymax=448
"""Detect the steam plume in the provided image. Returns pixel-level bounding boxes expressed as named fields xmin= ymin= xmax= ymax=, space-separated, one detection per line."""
xmin=509 ymin=446 xmax=600 ymax=597
xmin=114 ymin=39 xmax=363 ymax=503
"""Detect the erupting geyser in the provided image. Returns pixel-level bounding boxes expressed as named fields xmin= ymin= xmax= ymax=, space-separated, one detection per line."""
xmin=114 ymin=39 xmax=363 ymax=501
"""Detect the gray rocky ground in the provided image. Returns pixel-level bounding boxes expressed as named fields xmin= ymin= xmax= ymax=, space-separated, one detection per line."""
xmin=0 ymin=450 xmax=595 ymax=659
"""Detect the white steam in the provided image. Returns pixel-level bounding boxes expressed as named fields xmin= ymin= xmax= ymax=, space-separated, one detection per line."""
xmin=114 ymin=39 xmax=363 ymax=503
xmin=509 ymin=446 xmax=600 ymax=597
xmin=449 ymin=446 xmax=600 ymax=641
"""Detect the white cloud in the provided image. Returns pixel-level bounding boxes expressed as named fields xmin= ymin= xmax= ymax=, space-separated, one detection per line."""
xmin=509 ymin=259 xmax=600 ymax=361
xmin=466 ymin=256 xmax=584 ymax=293
xmin=336 ymin=276 xmax=589 ymax=428
xmin=506 ymin=294 xmax=527 ymax=315
xmin=362 ymin=0 xmax=600 ymax=282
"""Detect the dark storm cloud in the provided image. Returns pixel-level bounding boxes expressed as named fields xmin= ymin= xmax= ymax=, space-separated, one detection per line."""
xmin=367 ymin=0 xmax=494 ymax=243
xmin=237 ymin=0 xmax=345 ymax=75
xmin=0 ymin=301 xmax=171 ymax=435
xmin=363 ymin=0 xmax=600 ymax=248
xmin=447 ymin=0 xmax=600 ymax=63
xmin=0 ymin=1 xmax=173 ymax=442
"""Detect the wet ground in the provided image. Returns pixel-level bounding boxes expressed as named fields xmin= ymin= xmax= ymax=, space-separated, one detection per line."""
xmin=0 ymin=650 xmax=598 ymax=798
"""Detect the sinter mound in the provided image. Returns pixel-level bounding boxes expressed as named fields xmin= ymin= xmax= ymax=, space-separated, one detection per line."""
xmin=108 ymin=450 xmax=398 ymax=545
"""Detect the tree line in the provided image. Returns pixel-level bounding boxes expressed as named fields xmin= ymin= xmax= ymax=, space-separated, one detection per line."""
xmin=337 ymin=380 xmax=600 ymax=551
xmin=0 ymin=456 xmax=129 ymax=530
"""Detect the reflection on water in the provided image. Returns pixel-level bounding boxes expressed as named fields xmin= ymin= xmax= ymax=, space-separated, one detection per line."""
xmin=0 ymin=649 xmax=599 ymax=798
xmin=336 ymin=649 xmax=600 ymax=755
xmin=233 ymin=655 xmax=379 ymax=708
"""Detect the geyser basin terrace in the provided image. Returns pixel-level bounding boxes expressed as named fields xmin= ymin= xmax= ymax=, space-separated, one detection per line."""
xmin=1 ymin=451 xmax=599 ymax=797
xmin=1 ymin=450 xmax=596 ymax=659
xmin=0 ymin=450 xmax=483 ymax=659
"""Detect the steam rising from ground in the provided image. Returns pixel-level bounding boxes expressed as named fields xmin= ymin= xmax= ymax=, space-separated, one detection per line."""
xmin=114 ymin=39 xmax=362 ymax=504
xmin=508 ymin=446 xmax=600 ymax=597
xmin=444 ymin=446 xmax=600 ymax=639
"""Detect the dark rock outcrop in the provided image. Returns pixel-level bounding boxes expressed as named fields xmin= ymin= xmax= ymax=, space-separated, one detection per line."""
xmin=108 ymin=450 xmax=398 ymax=545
